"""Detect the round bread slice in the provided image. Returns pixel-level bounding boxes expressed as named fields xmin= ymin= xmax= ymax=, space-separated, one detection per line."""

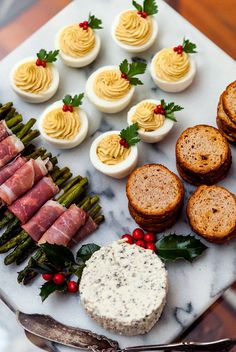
xmin=217 ymin=116 xmax=236 ymax=144
xmin=218 ymin=93 xmax=236 ymax=132
xmin=126 ymin=164 xmax=184 ymax=218
xmin=176 ymin=125 xmax=231 ymax=176
xmin=187 ymin=185 xmax=236 ymax=242
xmin=222 ymin=81 xmax=236 ymax=123
xmin=80 ymin=240 xmax=168 ymax=336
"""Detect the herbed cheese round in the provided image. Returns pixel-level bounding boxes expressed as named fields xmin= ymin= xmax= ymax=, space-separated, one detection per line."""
xmin=80 ymin=240 xmax=168 ymax=336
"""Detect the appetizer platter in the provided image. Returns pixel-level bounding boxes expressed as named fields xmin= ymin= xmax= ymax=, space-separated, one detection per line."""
xmin=0 ymin=0 xmax=236 ymax=351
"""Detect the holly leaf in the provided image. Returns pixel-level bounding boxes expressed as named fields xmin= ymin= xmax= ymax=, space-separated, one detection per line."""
xmin=129 ymin=77 xmax=143 ymax=86
xmin=119 ymin=123 xmax=140 ymax=147
xmin=40 ymin=281 xmax=66 ymax=302
xmin=160 ymin=99 xmax=183 ymax=122
xmin=72 ymin=93 xmax=84 ymax=107
xmin=45 ymin=50 xmax=59 ymax=63
xmin=156 ymin=234 xmax=208 ymax=262
xmin=73 ymin=264 xmax=86 ymax=281
xmin=76 ymin=243 xmax=100 ymax=263
xmin=28 ymin=257 xmax=55 ymax=274
xmin=63 ymin=95 xmax=72 ymax=105
xmin=182 ymin=38 xmax=197 ymax=54
xmin=119 ymin=59 xmax=129 ymax=75
xmin=37 ymin=49 xmax=47 ymax=61
xmin=143 ymin=0 xmax=158 ymax=15
xmin=40 ymin=243 xmax=75 ymax=267
xmin=132 ymin=0 xmax=143 ymax=11
xmin=88 ymin=13 xmax=103 ymax=29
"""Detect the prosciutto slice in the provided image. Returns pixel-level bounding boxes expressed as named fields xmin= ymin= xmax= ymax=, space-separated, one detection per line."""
xmin=0 ymin=156 xmax=26 ymax=185
xmin=0 ymin=158 xmax=50 ymax=205
xmin=38 ymin=204 xmax=87 ymax=246
xmin=71 ymin=216 xmax=98 ymax=245
xmin=0 ymin=135 xmax=24 ymax=168
xmin=22 ymin=200 xmax=66 ymax=242
xmin=9 ymin=177 xmax=59 ymax=224
xmin=0 ymin=121 xmax=12 ymax=142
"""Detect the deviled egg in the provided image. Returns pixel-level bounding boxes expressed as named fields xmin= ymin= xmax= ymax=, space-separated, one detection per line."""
xmin=127 ymin=99 xmax=183 ymax=143
xmin=112 ymin=0 xmax=158 ymax=53
xmin=10 ymin=49 xmax=59 ymax=103
xmin=90 ymin=124 xmax=140 ymax=178
xmin=39 ymin=93 xmax=88 ymax=149
xmin=55 ymin=14 xmax=102 ymax=68
xmin=150 ymin=38 xmax=197 ymax=92
xmin=86 ymin=59 xmax=147 ymax=113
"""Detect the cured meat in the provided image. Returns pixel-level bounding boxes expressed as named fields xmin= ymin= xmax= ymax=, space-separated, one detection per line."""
xmin=0 ymin=156 xmax=26 ymax=185
xmin=22 ymin=200 xmax=66 ymax=242
xmin=39 ymin=204 xmax=87 ymax=246
xmin=71 ymin=216 xmax=98 ymax=245
xmin=0 ymin=158 xmax=49 ymax=205
xmin=0 ymin=121 xmax=12 ymax=142
xmin=9 ymin=177 xmax=59 ymax=224
xmin=0 ymin=135 xmax=24 ymax=168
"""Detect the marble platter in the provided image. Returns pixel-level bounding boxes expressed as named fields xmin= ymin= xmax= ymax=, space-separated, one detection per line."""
xmin=0 ymin=0 xmax=236 ymax=350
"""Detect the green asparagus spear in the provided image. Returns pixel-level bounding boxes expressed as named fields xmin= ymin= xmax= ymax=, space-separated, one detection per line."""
xmin=49 ymin=156 xmax=58 ymax=166
xmin=0 ymin=103 xmax=13 ymax=118
xmin=0 ymin=212 xmax=15 ymax=229
xmin=89 ymin=204 xmax=101 ymax=219
xmin=16 ymin=118 xmax=36 ymax=139
xmin=55 ymin=172 xmax=72 ymax=187
xmin=6 ymin=114 xmax=23 ymax=128
xmin=4 ymin=237 xmax=34 ymax=265
xmin=11 ymin=123 xmax=24 ymax=134
xmin=16 ymin=242 xmax=37 ymax=265
xmin=94 ymin=215 xmax=105 ymax=224
xmin=26 ymin=147 xmax=46 ymax=160
xmin=17 ymin=249 xmax=44 ymax=284
xmin=62 ymin=175 xmax=82 ymax=193
xmin=0 ymin=218 xmax=20 ymax=246
xmin=58 ymin=178 xmax=88 ymax=203
xmin=21 ymin=144 xmax=35 ymax=157
xmin=5 ymin=108 xmax=16 ymax=120
xmin=21 ymin=129 xmax=40 ymax=145
xmin=0 ymin=231 xmax=28 ymax=253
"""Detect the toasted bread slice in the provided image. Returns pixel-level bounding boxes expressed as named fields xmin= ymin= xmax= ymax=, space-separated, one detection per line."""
xmin=126 ymin=164 xmax=184 ymax=218
xmin=218 ymin=94 xmax=236 ymax=131
xmin=222 ymin=81 xmax=236 ymax=123
xmin=217 ymin=116 xmax=236 ymax=144
xmin=187 ymin=185 xmax=236 ymax=242
xmin=176 ymin=125 xmax=230 ymax=175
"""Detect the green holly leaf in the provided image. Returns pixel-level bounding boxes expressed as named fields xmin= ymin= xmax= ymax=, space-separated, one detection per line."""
xmin=76 ymin=243 xmax=100 ymax=263
xmin=143 ymin=0 xmax=158 ymax=15
xmin=40 ymin=243 xmax=75 ymax=267
xmin=132 ymin=0 xmax=143 ymax=11
xmin=28 ymin=257 xmax=55 ymax=274
xmin=119 ymin=59 xmax=147 ymax=86
xmin=119 ymin=59 xmax=129 ymax=75
xmin=88 ymin=13 xmax=103 ymax=29
xmin=160 ymin=99 xmax=183 ymax=122
xmin=40 ymin=281 xmax=66 ymax=302
xmin=119 ymin=123 xmax=140 ymax=147
xmin=45 ymin=50 xmax=59 ymax=63
xmin=182 ymin=38 xmax=197 ymax=54
xmin=62 ymin=94 xmax=84 ymax=107
xmin=156 ymin=234 xmax=208 ymax=262
xmin=62 ymin=95 xmax=72 ymax=105
xmin=129 ymin=77 xmax=144 ymax=86
xmin=37 ymin=49 xmax=47 ymax=61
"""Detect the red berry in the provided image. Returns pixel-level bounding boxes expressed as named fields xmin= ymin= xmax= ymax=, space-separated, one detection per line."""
xmin=119 ymin=138 xmax=125 ymax=146
xmin=135 ymin=240 xmax=146 ymax=248
xmin=132 ymin=228 xmax=144 ymax=240
xmin=62 ymin=104 xmax=68 ymax=112
xmin=145 ymin=242 xmax=156 ymax=251
xmin=41 ymin=60 xmax=46 ymax=67
xmin=83 ymin=21 xmax=89 ymax=26
xmin=160 ymin=108 xmax=165 ymax=115
xmin=79 ymin=22 xmax=84 ymax=28
xmin=83 ymin=25 xmax=88 ymax=30
xmin=144 ymin=232 xmax=156 ymax=243
xmin=42 ymin=273 xmax=53 ymax=281
xmin=141 ymin=11 xmax=147 ymax=18
xmin=53 ymin=273 xmax=65 ymax=285
xmin=121 ymin=73 xmax=128 ymax=79
xmin=36 ymin=58 xmax=42 ymax=66
xmin=173 ymin=47 xmax=178 ymax=52
xmin=68 ymin=105 xmax=73 ymax=112
xmin=122 ymin=234 xmax=134 ymax=244
xmin=137 ymin=11 xmax=142 ymax=15
xmin=123 ymin=141 xmax=129 ymax=148
xmin=67 ymin=281 xmax=78 ymax=293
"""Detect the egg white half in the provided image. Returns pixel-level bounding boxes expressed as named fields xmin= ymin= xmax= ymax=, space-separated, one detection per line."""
xmin=86 ymin=65 xmax=135 ymax=114
xmin=90 ymin=131 xmax=138 ymax=179
xmin=10 ymin=57 xmax=59 ymax=103
xmin=38 ymin=100 xmax=88 ymax=149
xmin=150 ymin=52 xmax=197 ymax=93
xmin=55 ymin=26 xmax=101 ymax=68
xmin=111 ymin=10 xmax=158 ymax=53
xmin=127 ymin=99 xmax=175 ymax=143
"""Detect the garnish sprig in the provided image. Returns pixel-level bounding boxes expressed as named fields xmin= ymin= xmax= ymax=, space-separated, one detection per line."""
xmin=154 ymin=99 xmax=184 ymax=122
xmin=132 ymin=0 xmax=158 ymax=18
xmin=79 ymin=13 xmax=102 ymax=30
xmin=119 ymin=123 xmax=140 ymax=148
xmin=119 ymin=59 xmax=147 ymax=86
xmin=62 ymin=93 xmax=84 ymax=113
xmin=36 ymin=49 xmax=59 ymax=67
xmin=173 ymin=38 xmax=197 ymax=55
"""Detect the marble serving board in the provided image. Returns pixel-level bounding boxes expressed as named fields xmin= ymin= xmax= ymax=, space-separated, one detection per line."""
xmin=0 ymin=0 xmax=236 ymax=350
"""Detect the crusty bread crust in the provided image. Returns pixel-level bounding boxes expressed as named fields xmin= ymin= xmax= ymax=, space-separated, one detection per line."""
xmin=187 ymin=185 xmax=236 ymax=243
xmin=176 ymin=125 xmax=230 ymax=175
xmin=216 ymin=116 xmax=236 ymax=144
xmin=218 ymin=94 xmax=236 ymax=131
xmin=222 ymin=80 xmax=236 ymax=123
xmin=126 ymin=164 xmax=184 ymax=218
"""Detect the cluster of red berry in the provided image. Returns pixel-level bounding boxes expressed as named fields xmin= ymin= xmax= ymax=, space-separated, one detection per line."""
xmin=79 ymin=21 xmax=89 ymax=30
xmin=62 ymin=104 xmax=73 ymax=112
xmin=173 ymin=45 xmax=183 ymax=55
xmin=137 ymin=11 xmax=147 ymax=18
xmin=122 ymin=228 xmax=156 ymax=251
xmin=119 ymin=138 xmax=129 ymax=148
xmin=36 ymin=58 xmax=46 ymax=67
xmin=121 ymin=72 xmax=129 ymax=80
xmin=154 ymin=104 xmax=165 ymax=115
xmin=42 ymin=273 xmax=78 ymax=293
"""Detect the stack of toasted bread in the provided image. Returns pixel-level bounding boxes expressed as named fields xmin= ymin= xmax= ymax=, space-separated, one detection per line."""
xmin=126 ymin=164 xmax=184 ymax=232
xmin=176 ymin=125 xmax=231 ymax=185
xmin=216 ymin=81 xmax=236 ymax=143
xmin=187 ymin=185 xmax=236 ymax=242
